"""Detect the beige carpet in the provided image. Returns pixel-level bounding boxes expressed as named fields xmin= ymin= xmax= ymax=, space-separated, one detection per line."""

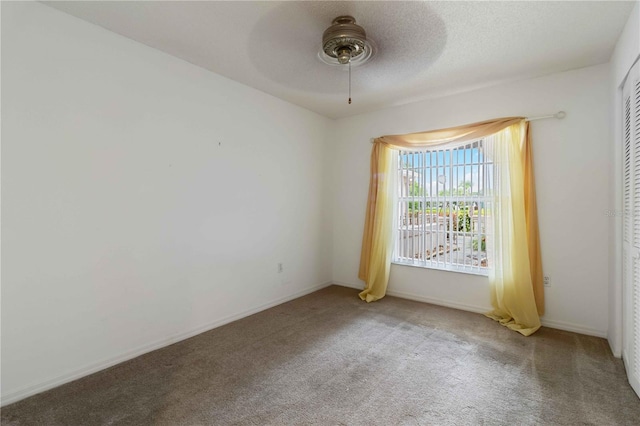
xmin=2 ymin=285 xmax=639 ymax=425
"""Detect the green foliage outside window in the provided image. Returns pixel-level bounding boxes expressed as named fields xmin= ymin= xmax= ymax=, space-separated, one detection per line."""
xmin=472 ymin=236 xmax=487 ymax=251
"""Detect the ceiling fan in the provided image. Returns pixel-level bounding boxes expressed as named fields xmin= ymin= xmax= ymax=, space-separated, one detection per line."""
xmin=319 ymin=16 xmax=375 ymax=104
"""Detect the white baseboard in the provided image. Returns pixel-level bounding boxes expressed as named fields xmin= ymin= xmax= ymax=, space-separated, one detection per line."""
xmin=386 ymin=288 xmax=492 ymax=314
xmin=333 ymin=281 xmax=491 ymax=313
xmin=608 ymin=335 xmax=623 ymax=358
xmin=610 ymin=346 xmax=623 ymax=359
xmin=332 ymin=280 xmax=362 ymax=290
xmin=333 ymin=281 xmax=608 ymax=339
xmin=539 ymin=318 xmax=607 ymax=338
xmin=1 ymin=281 xmax=333 ymax=407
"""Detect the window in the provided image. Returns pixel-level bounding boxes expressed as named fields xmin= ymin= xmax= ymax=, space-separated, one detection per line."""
xmin=394 ymin=139 xmax=492 ymax=274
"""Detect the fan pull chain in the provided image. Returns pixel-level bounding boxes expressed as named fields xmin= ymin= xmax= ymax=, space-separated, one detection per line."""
xmin=348 ymin=61 xmax=352 ymax=105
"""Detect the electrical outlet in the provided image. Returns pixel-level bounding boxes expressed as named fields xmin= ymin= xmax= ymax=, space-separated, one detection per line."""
xmin=277 ymin=263 xmax=283 ymax=273
xmin=544 ymin=275 xmax=551 ymax=287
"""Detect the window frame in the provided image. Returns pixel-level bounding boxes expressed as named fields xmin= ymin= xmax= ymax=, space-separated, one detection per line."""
xmin=392 ymin=138 xmax=492 ymax=276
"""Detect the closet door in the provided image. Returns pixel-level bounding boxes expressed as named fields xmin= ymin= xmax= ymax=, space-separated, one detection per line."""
xmin=623 ymin=59 xmax=640 ymax=398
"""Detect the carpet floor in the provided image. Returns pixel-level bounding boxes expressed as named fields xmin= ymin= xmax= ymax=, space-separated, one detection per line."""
xmin=2 ymin=285 xmax=640 ymax=425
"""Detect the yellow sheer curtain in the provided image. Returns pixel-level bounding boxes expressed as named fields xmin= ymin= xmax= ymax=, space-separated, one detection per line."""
xmin=523 ymin=124 xmax=545 ymax=315
xmin=484 ymin=122 xmax=541 ymax=335
xmin=359 ymin=117 xmax=543 ymax=335
xmin=358 ymin=143 xmax=395 ymax=302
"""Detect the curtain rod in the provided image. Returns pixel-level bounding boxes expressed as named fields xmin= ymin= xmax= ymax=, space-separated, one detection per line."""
xmin=369 ymin=111 xmax=566 ymax=143
xmin=525 ymin=111 xmax=566 ymax=121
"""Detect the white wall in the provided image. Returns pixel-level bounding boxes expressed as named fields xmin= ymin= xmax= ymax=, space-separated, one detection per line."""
xmin=609 ymin=1 xmax=639 ymax=358
xmin=331 ymin=64 xmax=612 ymax=338
xmin=1 ymin=2 xmax=332 ymax=405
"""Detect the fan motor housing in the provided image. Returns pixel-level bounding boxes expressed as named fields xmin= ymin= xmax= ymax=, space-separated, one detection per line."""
xmin=322 ymin=16 xmax=367 ymax=63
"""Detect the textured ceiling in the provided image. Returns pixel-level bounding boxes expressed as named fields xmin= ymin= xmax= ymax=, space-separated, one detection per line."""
xmin=45 ymin=1 xmax=635 ymax=119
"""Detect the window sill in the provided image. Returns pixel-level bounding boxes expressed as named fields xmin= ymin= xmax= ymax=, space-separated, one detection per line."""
xmin=391 ymin=260 xmax=489 ymax=277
